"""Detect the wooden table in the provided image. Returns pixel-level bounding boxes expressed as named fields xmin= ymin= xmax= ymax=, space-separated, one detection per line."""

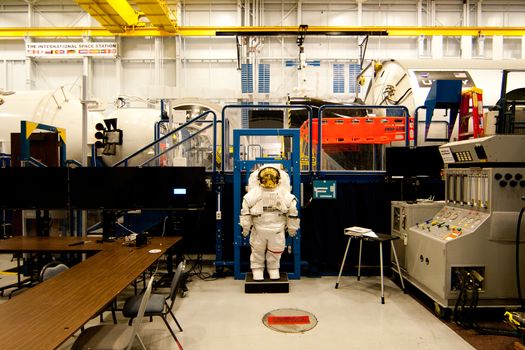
xmin=0 ymin=236 xmax=182 ymax=350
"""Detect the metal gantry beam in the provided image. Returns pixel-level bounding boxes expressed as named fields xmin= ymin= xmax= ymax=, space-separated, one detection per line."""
xmin=74 ymin=0 xmax=142 ymax=33
xmin=0 ymin=26 xmax=525 ymax=38
xmin=134 ymin=0 xmax=177 ymax=33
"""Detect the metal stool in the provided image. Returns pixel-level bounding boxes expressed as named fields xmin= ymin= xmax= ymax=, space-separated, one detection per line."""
xmin=335 ymin=231 xmax=405 ymax=304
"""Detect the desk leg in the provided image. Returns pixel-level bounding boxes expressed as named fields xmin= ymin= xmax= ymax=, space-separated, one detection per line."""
xmin=0 ymin=253 xmax=32 ymax=299
xmin=335 ymin=237 xmax=352 ymax=289
xmin=380 ymin=242 xmax=384 ymax=304
xmin=391 ymin=241 xmax=406 ymax=292
xmin=357 ymin=239 xmax=363 ymax=281
xmin=16 ymin=252 xmax=21 ymax=287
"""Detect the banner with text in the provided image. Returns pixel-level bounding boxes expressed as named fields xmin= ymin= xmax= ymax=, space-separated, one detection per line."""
xmin=26 ymin=42 xmax=118 ymax=58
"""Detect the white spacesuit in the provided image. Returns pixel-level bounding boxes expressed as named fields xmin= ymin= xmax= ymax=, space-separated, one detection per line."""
xmin=239 ymin=165 xmax=300 ymax=280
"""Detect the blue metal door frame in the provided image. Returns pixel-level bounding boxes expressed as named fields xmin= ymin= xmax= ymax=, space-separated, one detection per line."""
xmin=233 ymin=128 xmax=301 ymax=280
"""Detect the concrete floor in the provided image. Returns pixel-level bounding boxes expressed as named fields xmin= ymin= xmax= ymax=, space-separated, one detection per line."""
xmin=0 ymin=255 xmax=475 ymax=350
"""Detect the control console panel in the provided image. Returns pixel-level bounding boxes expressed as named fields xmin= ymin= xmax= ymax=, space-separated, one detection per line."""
xmin=412 ymin=206 xmax=490 ymax=241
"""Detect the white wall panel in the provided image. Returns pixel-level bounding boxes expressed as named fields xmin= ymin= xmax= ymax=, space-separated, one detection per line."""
xmin=329 ymin=11 xmax=357 ymax=26
xmin=263 ymin=37 xmax=297 ymax=59
xmin=483 ymin=37 xmax=494 ymax=59
xmin=264 ymin=10 xmax=298 ymax=26
xmin=181 ymin=62 xmax=240 ymax=100
xmin=32 ymin=60 xmax=82 ymax=92
xmin=320 ymin=37 xmax=359 ymax=60
xmin=301 ymin=10 xmax=327 ymax=26
xmin=483 ymin=12 xmax=504 ymax=27
xmin=0 ymin=41 xmax=26 ymax=60
xmin=365 ymin=38 xmax=419 ymax=59
xmin=182 ymin=37 xmax=236 ymax=60
xmin=507 ymin=12 xmax=525 ymax=26
xmin=362 ymin=11 xmax=417 ymax=26
xmin=119 ymin=61 xmax=177 ymax=100
xmin=121 ymin=61 xmax=156 ymax=98
xmin=265 ymin=61 xmax=292 ymax=100
xmin=0 ymin=13 xmax=27 ymax=27
xmin=121 ymin=38 xmax=157 ymax=59
xmin=92 ymin=60 xmax=117 ymax=103
xmin=182 ymin=3 xmax=238 ymax=26
xmin=1 ymin=60 xmax=26 ymax=91
xmin=435 ymin=12 xmax=462 ymax=26
xmin=32 ymin=12 xmax=88 ymax=27
xmin=443 ymin=37 xmax=461 ymax=57
xmin=503 ymin=38 xmax=522 ymax=59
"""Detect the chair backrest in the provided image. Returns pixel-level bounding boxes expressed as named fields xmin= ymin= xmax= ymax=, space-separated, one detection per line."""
xmin=168 ymin=261 xmax=186 ymax=307
xmin=127 ymin=275 xmax=155 ymax=350
xmin=40 ymin=262 xmax=69 ymax=282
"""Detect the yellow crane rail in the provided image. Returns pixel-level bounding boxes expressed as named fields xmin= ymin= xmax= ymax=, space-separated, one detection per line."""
xmin=0 ymin=26 xmax=525 ymax=38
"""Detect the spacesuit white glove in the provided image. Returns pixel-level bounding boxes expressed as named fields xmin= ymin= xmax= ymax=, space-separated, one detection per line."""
xmin=287 ymin=228 xmax=297 ymax=237
xmin=241 ymin=226 xmax=251 ymax=237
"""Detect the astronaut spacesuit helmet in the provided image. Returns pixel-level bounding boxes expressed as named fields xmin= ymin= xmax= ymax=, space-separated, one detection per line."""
xmin=257 ymin=166 xmax=281 ymax=189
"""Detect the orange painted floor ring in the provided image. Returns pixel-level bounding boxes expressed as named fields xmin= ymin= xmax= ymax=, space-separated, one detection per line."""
xmin=267 ymin=315 xmax=311 ymax=325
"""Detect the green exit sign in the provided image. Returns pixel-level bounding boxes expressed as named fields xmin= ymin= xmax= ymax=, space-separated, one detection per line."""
xmin=313 ymin=180 xmax=336 ymax=199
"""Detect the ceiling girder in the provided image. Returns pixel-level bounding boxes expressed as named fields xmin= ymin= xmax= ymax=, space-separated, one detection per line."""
xmin=74 ymin=0 xmax=141 ymax=33
xmin=134 ymin=0 xmax=177 ymax=33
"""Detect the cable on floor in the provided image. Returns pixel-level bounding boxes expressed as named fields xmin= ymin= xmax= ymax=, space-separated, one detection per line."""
xmin=453 ymin=269 xmax=521 ymax=338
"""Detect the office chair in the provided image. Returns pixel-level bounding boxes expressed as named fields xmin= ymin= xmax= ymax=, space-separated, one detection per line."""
xmin=122 ymin=261 xmax=185 ymax=350
xmin=71 ymin=276 xmax=155 ymax=350
xmin=39 ymin=261 xmax=69 ymax=282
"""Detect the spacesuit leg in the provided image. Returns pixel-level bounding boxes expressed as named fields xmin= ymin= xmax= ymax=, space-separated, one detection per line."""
xmin=266 ymin=231 xmax=286 ymax=279
xmin=249 ymin=229 xmax=266 ymax=280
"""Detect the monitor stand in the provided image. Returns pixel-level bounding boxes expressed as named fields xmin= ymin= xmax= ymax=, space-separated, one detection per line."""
xmin=102 ymin=210 xmax=117 ymax=242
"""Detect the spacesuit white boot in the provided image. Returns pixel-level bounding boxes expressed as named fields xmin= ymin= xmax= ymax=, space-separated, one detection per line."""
xmin=252 ymin=268 xmax=264 ymax=281
xmin=268 ymin=269 xmax=280 ymax=280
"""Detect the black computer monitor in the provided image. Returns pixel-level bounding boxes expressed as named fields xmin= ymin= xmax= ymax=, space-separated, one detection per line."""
xmin=0 ymin=167 xmax=69 ymax=209
xmin=135 ymin=167 xmax=206 ymax=209
xmin=69 ymin=167 xmax=138 ymax=209
xmin=69 ymin=166 xmax=206 ymax=210
xmin=386 ymin=146 xmax=443 ymax=178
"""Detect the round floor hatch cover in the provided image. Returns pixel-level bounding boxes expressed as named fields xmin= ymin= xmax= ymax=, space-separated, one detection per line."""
xmin=262 ymin=308 xmax=318 ymax=333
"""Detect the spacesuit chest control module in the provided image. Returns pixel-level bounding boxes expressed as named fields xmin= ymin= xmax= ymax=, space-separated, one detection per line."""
xmin=239 ymin=165 xmax=300 ymax=280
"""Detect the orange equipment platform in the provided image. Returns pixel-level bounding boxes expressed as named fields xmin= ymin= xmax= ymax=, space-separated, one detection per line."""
xmin=300 ymin=116 xmax=414 ymax=146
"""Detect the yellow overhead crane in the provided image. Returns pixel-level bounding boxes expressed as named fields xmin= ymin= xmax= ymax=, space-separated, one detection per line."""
xmin=74 ymin=0 xmax=143 ymax=33
xmin=1 ymin=26 xmax=525 ymax=38
xmin=134 ymin=0 xmax=177 ymax=33
xmin=74 ymin=0 xmax=177 ymax=33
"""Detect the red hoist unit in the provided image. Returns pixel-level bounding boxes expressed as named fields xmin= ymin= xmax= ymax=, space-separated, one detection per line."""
xmin=458 ymin=88 xmax=484 ymax=140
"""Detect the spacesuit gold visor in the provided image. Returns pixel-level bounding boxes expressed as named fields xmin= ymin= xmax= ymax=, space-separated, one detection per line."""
xmin=258 ymin=167 xmax=280 ymax=189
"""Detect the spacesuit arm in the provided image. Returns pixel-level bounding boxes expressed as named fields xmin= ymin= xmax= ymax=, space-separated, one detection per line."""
xmin=239 ymin=198 xmax=253 ymax=237
xmin=286 ymin=197 xmax=300 ymax=237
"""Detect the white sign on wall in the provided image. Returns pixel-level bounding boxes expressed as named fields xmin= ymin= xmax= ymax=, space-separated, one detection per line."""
xmin=25 ymin=42 xmax=118 ymax=58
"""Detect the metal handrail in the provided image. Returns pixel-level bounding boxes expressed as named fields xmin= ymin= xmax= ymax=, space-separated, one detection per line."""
xmin=112 ymin=110 xmax=217 ymax=169
xmin=65 ymin=159 xmax=82 ymax=168
xmin=138 ymin=123 xmax=214 ymax=167
xmin=25 ymin=157 xmax=47 ymax=168
xmin=221 ymin=104 xmax=313 ymax=171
